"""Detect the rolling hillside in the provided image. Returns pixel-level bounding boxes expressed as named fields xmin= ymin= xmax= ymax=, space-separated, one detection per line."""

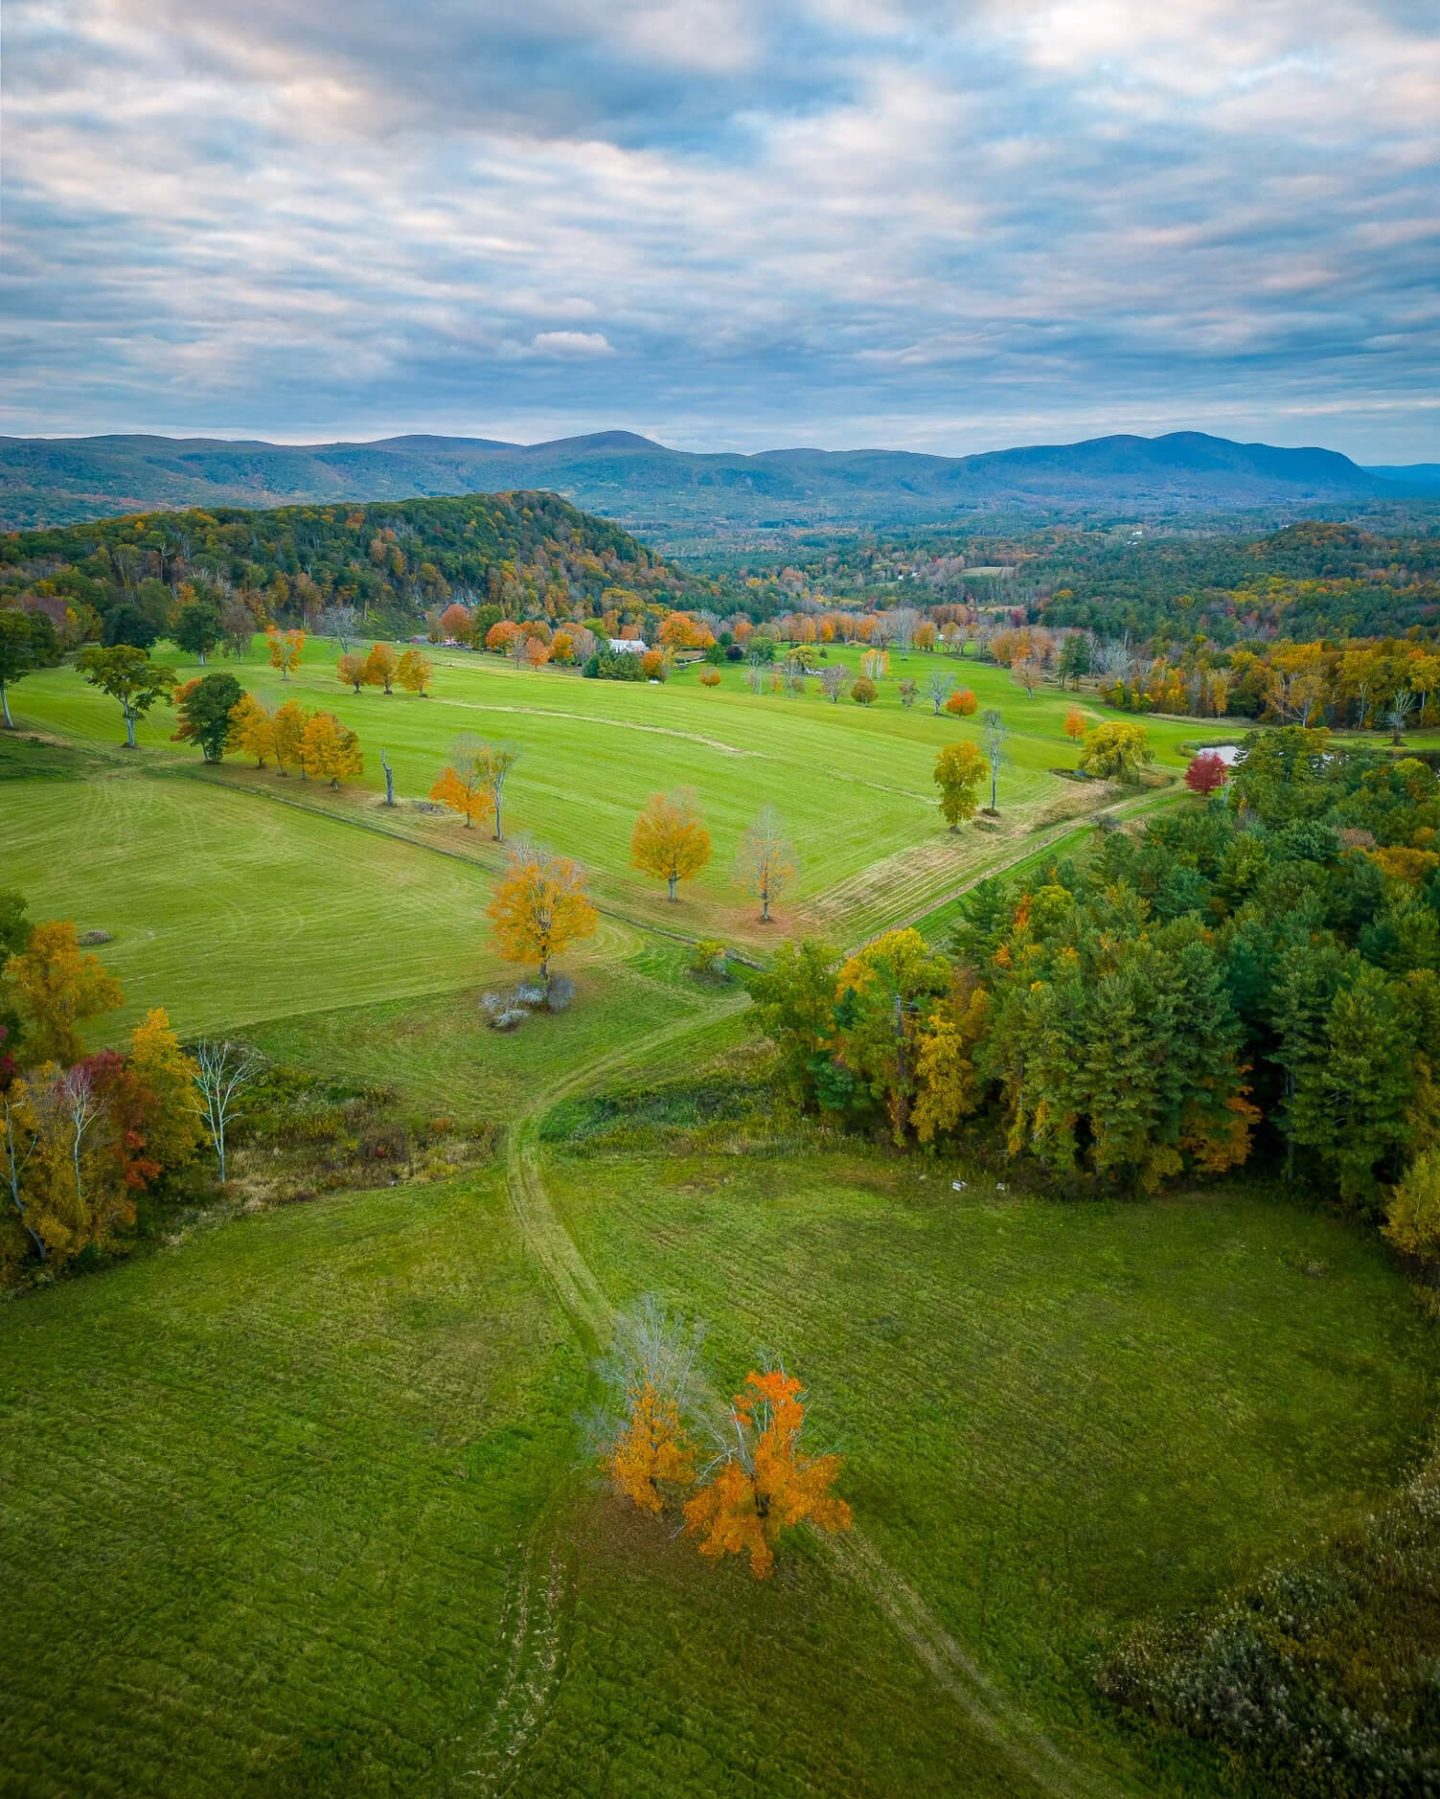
xmin=0 ymin=427 xmax=1406 ymax=531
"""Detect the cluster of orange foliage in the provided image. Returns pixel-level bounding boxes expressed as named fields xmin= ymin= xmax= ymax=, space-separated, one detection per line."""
xmin=606 ymin=1366 xmax=851 ymax=1580
xmin=226 ymin=693 xmax=362 ymax=787
xmin=337 ymin=644 xmax=432 ymax=696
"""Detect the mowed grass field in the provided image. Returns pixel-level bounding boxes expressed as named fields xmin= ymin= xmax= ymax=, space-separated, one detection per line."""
xmin=7 ymin=634 xmax=1206 ymax=950
xmin=544 ymin=1113 xmax=1438 ymax=1787
xmin=3 ymin=649 xmax=1438 ymax=1795
xmin=2 ymin=1078 xmax=1434 ymax=1797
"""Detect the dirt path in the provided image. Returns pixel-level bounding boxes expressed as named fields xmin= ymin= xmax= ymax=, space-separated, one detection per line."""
xmin=490 ymin=992 xmax=1121 ymax=1798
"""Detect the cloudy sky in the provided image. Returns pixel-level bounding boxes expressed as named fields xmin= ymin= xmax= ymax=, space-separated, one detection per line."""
xmin=3 ymin=0 xmax=1438 ymax=459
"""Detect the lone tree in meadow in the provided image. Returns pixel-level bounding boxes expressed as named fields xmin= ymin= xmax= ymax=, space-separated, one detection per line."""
xmin=172 ymin=672 xmax=244 ymax=763
xmin=980 ymin=708 xmax=1007 ymax=811
xmin=430 ymin=738 xmax=493 ymax=829
xmin=476 ymin=744 xmax=521 ymax=841
xmin=933 ymin=742 xmax=988 ymax=830
xmin=737 ymin=806 xmax=796 ymax=923
xmin=927 ymin=670 xmax=955 ymax=715
xmin=337 ymin=652 xmax=367 ymax=694
xmin=488 ymin=842 xmax=598 ymax=986
xmin=632 ymin=789 xmax=711 ymax=901
xmin=1064 ymin=706 xmax=1087 ymax=743
xmin=682 ymin=1367 xmax=851 ymax=1580
xmin=77 ymin=645 xmax=177 ymax=749
xmin=851 ymin=676 xmax=878 ymax=707
xmin=397 ymin=648 xmax=433 ymax=696
xmin=172 ymin=602 xmax=224 ymax=665
xmin=1079 ymin=720 xmax=1154 ymax=784
xmin=266 ymin=627 xmax=305 ymax=681
xmin=821 ymin=666 xmax=846 ymax=703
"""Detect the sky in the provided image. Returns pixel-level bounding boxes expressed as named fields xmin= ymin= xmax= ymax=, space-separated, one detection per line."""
xmin=2 ymin=0 xmax=1438 ymax=461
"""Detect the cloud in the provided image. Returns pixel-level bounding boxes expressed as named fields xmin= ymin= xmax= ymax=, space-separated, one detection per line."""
xmin=0 ymin=0 xmax=1436 ymax=459
xmin=528 ymin=331 xmax=616 ymax=357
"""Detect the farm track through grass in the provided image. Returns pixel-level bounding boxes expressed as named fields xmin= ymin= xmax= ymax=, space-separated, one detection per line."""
xmin=498 ymin=999 xmax=1118 ymax=1797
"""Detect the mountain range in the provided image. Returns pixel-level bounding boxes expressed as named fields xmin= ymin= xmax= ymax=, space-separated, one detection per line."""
xmin=0 ymin=427 xmax=1434 ymax=534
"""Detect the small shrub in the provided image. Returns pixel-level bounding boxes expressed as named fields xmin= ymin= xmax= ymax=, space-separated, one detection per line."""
xmin=690 ymin=938 xmax=730 ymax=981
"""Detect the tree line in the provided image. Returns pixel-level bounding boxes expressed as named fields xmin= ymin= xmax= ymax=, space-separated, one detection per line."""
xmin=753 ymin=728 xmax=1440 ymax=1237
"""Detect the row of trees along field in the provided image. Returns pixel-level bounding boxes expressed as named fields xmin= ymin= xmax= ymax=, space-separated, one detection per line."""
xmin=754 ymin=728 xmax=1440 ymax=1221
xmin=0 ymin=897 xmax=258 ymax=1281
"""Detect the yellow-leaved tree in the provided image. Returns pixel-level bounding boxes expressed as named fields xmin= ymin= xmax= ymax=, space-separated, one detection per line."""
xmin=631 ymin=789 xmax=711 ymax=902
xmin=272 ymin=699 xmax=308 ymax=775
xmin=266 ymin=627 xmax=305 ymax=681
xmin=363 ymin=642 xmax=398 ymax=694
xmin=487 ymin=843 xmax=598 ymax=986
xmin=228 ymin=693 xmax=277 ymax=767
xmin=4 ymin=920 xmax=124 ymax=1066
xmin=300 ymin=711 xmax=362 ymax=789
xmin=126 ymin=1008 xmax=204 ymax=1174
xmin=397 ymin=648 xmax=432 ymax=696
xmin=1079 ymin=720 xmax=1154 ymax=783
xmin=933 ymin=741 xmax=988 ymax=830
xmin=429 ymin=753 xmax=493 ymax=829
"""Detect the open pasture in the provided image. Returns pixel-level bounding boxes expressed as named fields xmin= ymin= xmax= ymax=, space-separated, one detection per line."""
xmin=1 ymin=1065 xmax=1433 ymax=1797
xmin=7 ymin=636 xmax=1199 ymax=951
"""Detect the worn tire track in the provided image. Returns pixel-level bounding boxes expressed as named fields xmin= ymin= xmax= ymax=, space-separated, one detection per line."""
xmin=497 ymin=998 xmax=1120 ymax=1798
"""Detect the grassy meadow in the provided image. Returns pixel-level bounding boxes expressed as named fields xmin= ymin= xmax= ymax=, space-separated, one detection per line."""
xmin=3 ymin=639 xmax=1438 ymax=1796
xmin=6 ymin=634 xmax=1207 ymax=957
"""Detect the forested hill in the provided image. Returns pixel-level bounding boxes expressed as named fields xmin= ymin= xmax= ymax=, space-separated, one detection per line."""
xmin=0 ymin=426 xmax=1412 ymax=532
xmin=0 ymin=490 xmax=705 ymax=640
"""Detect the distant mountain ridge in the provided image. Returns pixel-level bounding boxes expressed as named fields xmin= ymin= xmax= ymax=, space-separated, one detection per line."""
xmin=0 ymin=426 xmax=1423 ymax=531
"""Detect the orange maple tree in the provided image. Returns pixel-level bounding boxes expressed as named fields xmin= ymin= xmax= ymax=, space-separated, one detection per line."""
xmin=684 ymin=1369 xmax=851 ymax=1579
xmin=429 ymin=760 xmax=492 ymax=829
xmin=266 ymin=627 xmax=305 ymax=680
xmin=1063 ymin=705 xmax=1087 ymax=742
xmin=607 ymin=1382 xmax=697 ymax=1515
xmin=487 ymin=843 xmax=598 ymax=983
xmin=363 ymin=643 xmax=398 ymax=693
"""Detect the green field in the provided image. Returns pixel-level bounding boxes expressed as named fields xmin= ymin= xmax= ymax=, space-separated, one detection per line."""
xmin=3 ymin=648 xmax=1437 ymax=1797
xmin=6 ymin=636 xmax=1206 ymax=956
